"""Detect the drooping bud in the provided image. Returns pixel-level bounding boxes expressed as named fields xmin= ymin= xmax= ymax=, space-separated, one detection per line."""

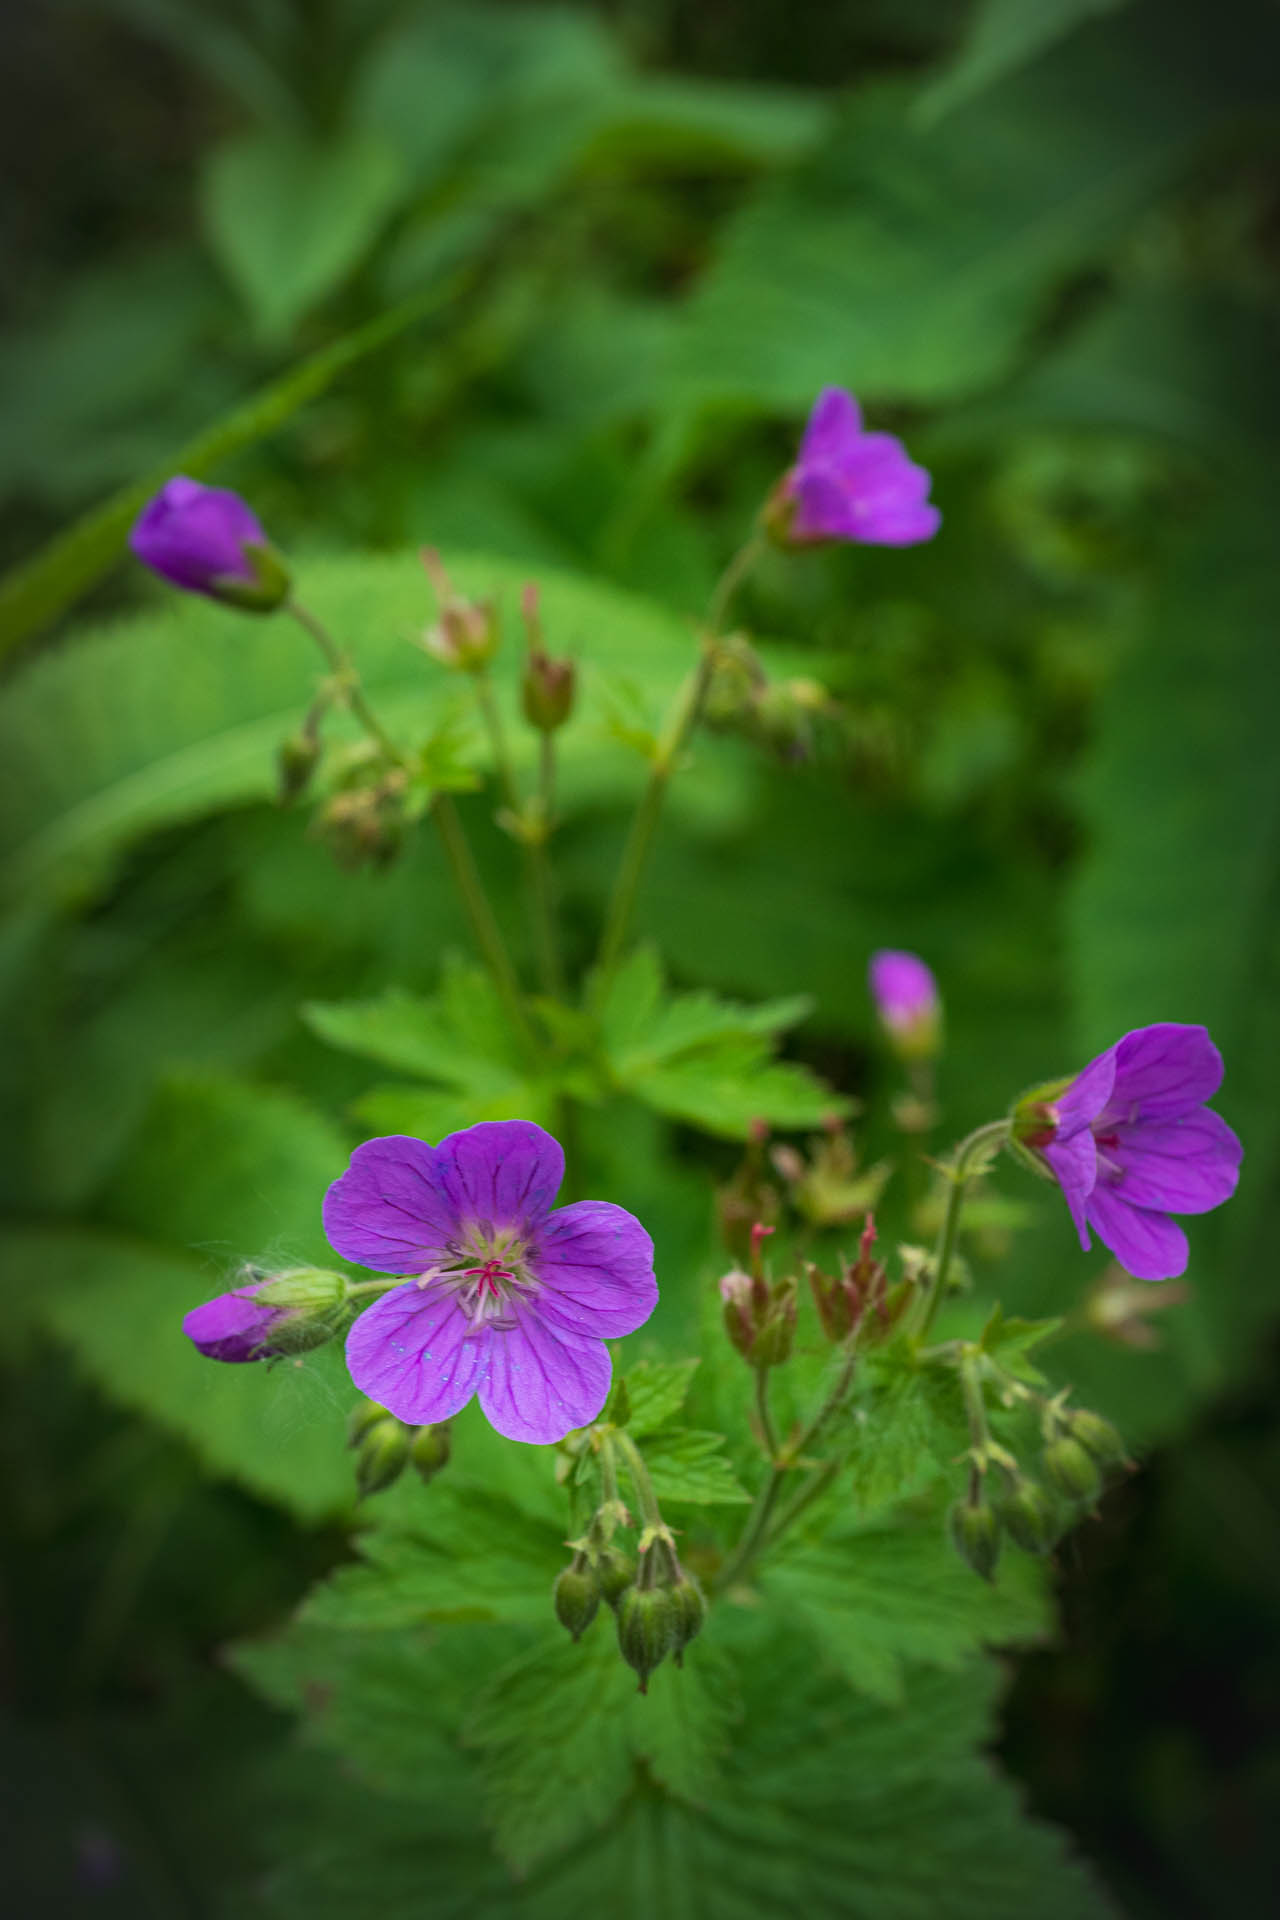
xmin=868 ymin=950 xmax=942 ymax=1063
xmin=667 ymin=1573 xmax=707 ymax=1664
xmin=616 ymin=1584 xmax=675 ymax=1693
xmin=277 ymin=727 xmax=323 ymax=804
xmin=997 ymin=1478 xmax=1061 ymax=1556
xmin=409 ymin=1422 xmax=452 ymax=1484
xmin=701 ymin=635 xmax=768 ymax=733
xmin=752 ymin=1274 xmax=798 ymax=1367
xmin=418 ymin=548 xmax=499 ymax=672
xmin=719 ymin=1268 xmax=765 ymax=1360
xmin=1065 ymin=1408 xmax=1130 ymax=1470
xmin=752 ymin=676 xmax=829 ymax=763
xmin=316 ymin=772 xmax=409 ymax=871
xmin=183 ymin=1263 xmax=346 ymax=1364
xmin=352 ymin=1413 xmax=412 ymax=1498
xmin=129 ymin=476 xmax=291 ymax=613
xmin=594 ymin=1547 xmax=636 ymax=1609
xmin=554 ymin=1557 xmax=601 ymax=1642
xmin=948 ymin=1496 xmax=1002 ymax=1581
xmin=1043 ymin=1436 xmax=1102 ymax=1503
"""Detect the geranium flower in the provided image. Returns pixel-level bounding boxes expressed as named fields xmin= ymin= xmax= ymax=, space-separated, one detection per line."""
xmin=1035 ymin=1023 xmax=1242 ymax=1281
xmin=770 ymin=387 xmax=941 ymax=547
xmin=130 ymin=476 xmax=289 ymax=611
xmin=324 ymin=1121 xmax=658 ymax=1444
xmin=869 ymin=949 xmax=941 ymax=1059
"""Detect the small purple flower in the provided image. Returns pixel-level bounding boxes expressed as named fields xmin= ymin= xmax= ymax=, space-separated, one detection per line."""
xmin=869 ymin=949 xmax=941 ymax=1058
xmin=129 ymin=476 xmax=289 ymax=610
xmin=324 ymin=1121 xmax=658 ymax=1445
xmin=1038 ymin=1023 xmax=1242 ymax=1281
xmin=183 ymin=1279 xmax=287 ymax=1363
xmin=772 ymin=388 xmax=941 ymax=547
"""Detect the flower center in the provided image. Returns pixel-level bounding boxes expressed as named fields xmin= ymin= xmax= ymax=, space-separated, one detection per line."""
xmin=416 ymin=1226 xmax=538 ymax=1334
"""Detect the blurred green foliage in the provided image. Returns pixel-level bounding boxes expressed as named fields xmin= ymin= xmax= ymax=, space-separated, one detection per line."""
xmin=2 ymin=0 xmax=1279 ymax=1914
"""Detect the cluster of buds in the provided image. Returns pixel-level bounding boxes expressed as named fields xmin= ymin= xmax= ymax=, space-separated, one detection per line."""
xmin=805 ymin=1215 xmax=911 ymax=1347
xmin=519 ymin=583 xmax=576 ymax=734
xmin=615 ymin=1548 xmax=705 ymax=1692
xmin=701 ymin=635 xmax=831 ymax=762
xmin=418 ymin=549 xmax=500 ymax=673
xmin=771 ymin=1115 xmax=890 ymax=1230
xmin=314 ymin=747 xmax=410 ymax=871
xmin=346 ymin=1400 xmax=452 ymax=1499
xmin=720 ymin=1224 xmax=796 ymax=1370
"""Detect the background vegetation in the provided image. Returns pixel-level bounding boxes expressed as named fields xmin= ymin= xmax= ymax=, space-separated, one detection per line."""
xmin=1 ymin=1 xmax=1278 ymax=1914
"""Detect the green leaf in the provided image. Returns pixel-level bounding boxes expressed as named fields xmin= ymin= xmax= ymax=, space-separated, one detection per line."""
xmin=979 ymin=1304 xmax=1064 ymax=1384
xmin=202 ymin=129 xmax=407 ymax=339
xmin=766 ymin=1495 xmax=1052 ymax=1703
xmin=464 ymin=1628 xmax=740 ymax=1872
xmin=622 ymin=1357 xmax=701 ymax=1436
xmin=916 ymin=0 xmax=1129 ymax=126
xmin=1 ymin=1224 xmax=356 ymax=1521
xmin=841 ymin=1362 xmax=962 ymax=1516
xmin=638 ymin=1428 xmax=751 ymax=1506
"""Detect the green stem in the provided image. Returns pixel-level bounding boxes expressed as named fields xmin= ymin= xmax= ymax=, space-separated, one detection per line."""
xmin=912 ymin=1120 xmax=1010 ymax=1341
xmin=595 ymin=534 xmax=764 ymax=985
xmin=473 ymin=669 xmax=520 ymax=812
xmin=760 ymin=1458 xmax=840 ymax=1553
xmin=287 ymin=598 xmax=404 ymax=764
xmin=714 ymin=1465 xmax=787 ymax=1593
xmin=432 ymin=793 xmax=538 ymax=1057
xmin=529 ymin=732 xmax=565 ymax=997
xmin=754 ymin=1365 xmax=780 ymax=1462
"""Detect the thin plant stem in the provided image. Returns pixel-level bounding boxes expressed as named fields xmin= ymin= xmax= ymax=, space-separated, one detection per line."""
xmin=432 ymin=793 xmax=539 ymax=1057
xmin=912 ymin=1120 xmax=1010 ymax=1341
xmin=473 ymin=669 xmax=520 ymax=811
xmin=529 ymin=732 xmax=565 ymax=997
xmin=760 ymin=1457 xmax=840 ymax=1553
xmin=612 ymin=1429 xmax=680 ymax=1581
xmin=595 ymin=533 xmax=765 ymax=985
xmin=754 ymin=1364 xmax=780 ymax=1462
xmin=287 ymin=598 xmax=403 ymax=764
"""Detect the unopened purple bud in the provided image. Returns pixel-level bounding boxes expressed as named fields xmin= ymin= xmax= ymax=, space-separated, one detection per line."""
xmin=183 ymin=1275 xmax=288 ymax=1363
xmin=130 ymin=477 xmax=290 ymax=612
xmin=183 ymin=1265 xmax=344 ymax=1363
xmin=868 ymin=949 xmax=941 ymax=1061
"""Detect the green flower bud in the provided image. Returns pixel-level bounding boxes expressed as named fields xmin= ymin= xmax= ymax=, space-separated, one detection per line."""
xmin=554 ymin=1562 xmax=601 ymax=1642
xmin=1066 ymin=1409 xmax=1130 ymax=1469
xmin=409 ymin=1422 xmax=452 ymax=1485
xmin=522 ymin=649 xmax=576 ymax=732
xmin=595 ymin=1547 xmax=636 ymax=1609
xmin=616 ymin=1585 xmax=675 ymax=1693
xmin=1043 ymin=1436 xmax=1102 ymax=1503
xmin=347 ymin=1398 xmax=391 ymax=1447
xmin=948 ymin=1497 xmax=1002 ymax=1582
xmin=752 ymin=1276 xmax=798 ymax=1368
xmin=997 ymin=1478 xmax=1061 ymax=1556
xmin=667 ymin=1575 xmax=707 ymax=1664
xmin=354 ymin=1415 xmax=412 ymax=1498
xmin=277 ymin=729 xmax=322 ymax=803
xmin=254 ymin=1268 xmax=348 ymax=1313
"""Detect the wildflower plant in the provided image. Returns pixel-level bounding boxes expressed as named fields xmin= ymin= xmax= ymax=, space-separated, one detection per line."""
xmin=118 ymin=386 xmax=1240 ymax=1904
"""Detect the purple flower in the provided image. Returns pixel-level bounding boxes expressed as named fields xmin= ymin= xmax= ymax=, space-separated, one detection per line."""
xmin=869 ymin=949 xmax=941 ymax=1058
xmin=1039 ymin=1024 xmax=1242 ymax=1281
xmin=772 ymin=388 xmax=941 ymax=547
xmin=129 ymin=476 xmax=289 ymax=610
xmin=324 ymin=1121 xmax=658 ymax=1445
xmin=183 ymin=1279 xmax=288 ymax=1363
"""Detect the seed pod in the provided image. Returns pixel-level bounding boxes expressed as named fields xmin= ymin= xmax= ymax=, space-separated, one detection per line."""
xmin=354 ymin=1416 xmax=412 ymax=1497
xmin=595 ymin=1548 xmax=636 ymax=1609
xmin=554 ymin=1563 xmax=600 ymax=1642
xmin=1066 ymin=1409 xmax=1130 ymax=1470
xmin=948 ymin=1497 xmax=1002 ymax=1582
xmin=616 ymin=1585 xmax=675 ymax=1692
xmin=998 ymin=1478 xmax=1060 ymax=1555
xmin=1043 ymin=1436 xmax=1102 ymax=1503
xmin=409 ymin=1422 xmax=452 ymax=1485
xmin=347 ymin=1399 xmax=391 ymax=1447
xmin=667 ymin=1575 xmax=707 ymax=1663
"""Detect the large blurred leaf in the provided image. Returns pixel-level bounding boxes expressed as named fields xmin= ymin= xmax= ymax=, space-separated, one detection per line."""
xmin=202 ymin=129 xmax=407 ymax=339
xmin=669 ymin=0 xmax=1280 ymax=416
xmin=916 ymin=0 xmax=1129 ymax=125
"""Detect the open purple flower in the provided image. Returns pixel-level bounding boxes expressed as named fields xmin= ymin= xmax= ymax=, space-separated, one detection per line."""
xmin=129 ymin=476 xmax=289 ymax=611
xmin=771 ymin=388 xmax=941 ymax=547
xmin=869 ymin=949 xmax=941 ymax=1058
xmin=325 ymin=1121 xmax=658 ymax=1445
xmin=184 ymin=1279 xmax=289 ymax=1363
xmin=1036 ymin=1024 xmax=1242 ymax=1281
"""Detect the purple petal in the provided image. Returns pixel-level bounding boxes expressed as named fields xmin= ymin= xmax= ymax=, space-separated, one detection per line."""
xmin=789 ymin=468 xmax=862 ymax=542
xmin=798 ymin=386 xmax=862 ymax=463
xmin=1084 ymin=1184 xmax=1189 ymax=1282
xmin=868 ymin=950 xmax=938 ymax=1030
xmin=183 ymin=1284 xmax=282 ymax=1363
xmin=476 ymin=1308 xmax=612 ymax=1444
xmin=853 ymin=502 xmax=942 ymax=546
xmin=323 ymin=1135 xmax=457 ymax=1274
xmin=532 ymin=1201 xmax=658 ymax=1339
xmin=1109 ymin=1024 xmax=1223 ymax=1120
xmin=129 ymin=476 xmax=266 ymax=594
xmin=1055 ymin=1047 xmax=1116 ymax=1138
xmin=1045 ymin=1131 xmax=1096 ymax=1247
xmin=834 ymin=432 xmax=933 ymax=506
xmin=431 ymin=1120 xmax=564 ymax=1234
xmin=344 ymin=1283 xmax=485 ymax=1424
xmin=1107 ymin=1109 xmax=1243 ymax=1213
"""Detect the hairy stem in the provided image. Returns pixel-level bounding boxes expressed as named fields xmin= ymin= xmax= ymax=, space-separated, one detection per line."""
xmin=912 ymin=1120 xmax=1011 ymax=1340
xmin=754 ymin=1364 xmax=780 ymax=1462
xmin=287 ymin=598 xmax=404 ymax=764
xmin=431 ymin=794 xmax=538 ymax=1057
xmin=529 ymin=733 xmax=565 ymax=996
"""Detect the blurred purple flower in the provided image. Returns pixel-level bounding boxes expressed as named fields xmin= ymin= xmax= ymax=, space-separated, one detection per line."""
xmin=774 ymin=388 xmax=940 ymax=547
xmin=183 ymin=1279 xmax=286 ymax=1363
xmin=869 ymin=949 xmax=941 ymax=1058
xmin=325 ymin=1121 xmax=658 ymax=1445
xmin=129 ymin=476 xmax=288 ymax=609
xmin=1041 ymin=1024 xmax=1242 ymax=1281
